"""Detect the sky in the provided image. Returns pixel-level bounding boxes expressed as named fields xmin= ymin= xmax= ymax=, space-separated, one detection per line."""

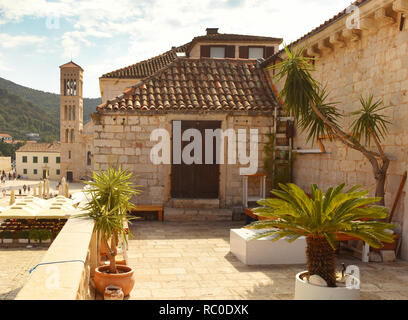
xmin=0 ymin=0 xmax=355 ymax=98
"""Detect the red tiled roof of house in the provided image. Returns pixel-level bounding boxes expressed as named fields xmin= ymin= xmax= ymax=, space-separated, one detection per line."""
xmin=100 ymin=43 xmax=191 ymax=79
xmin=261 ymin=0 xmax=371 ymax=67
xmin=16 ymin=141 xmax=60 ymax=153
xmin=0 ymin=133 xmax=12 ymax=138
xmin=97 ymin=58 xmax=279 ymax=113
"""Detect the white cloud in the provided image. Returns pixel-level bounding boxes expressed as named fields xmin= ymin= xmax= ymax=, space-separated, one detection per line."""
xmin=0 ymin=33 xmax=46 ymax=48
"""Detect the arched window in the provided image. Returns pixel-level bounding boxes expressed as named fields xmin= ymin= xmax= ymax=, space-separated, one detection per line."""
xmin=87 ymin=151 xmax=91 ymax=166
xmin=65 ymin=129 xmax=69 ymax=143
xmin=64 ymin=106 xmax=68 ymax=120
xmin=68 ymin=106 xmax=71 ymax=120
xmin=70 ymin=129 xmax=74 ymax=143
xmin=72 ymin=106 xmax=75 ymax=121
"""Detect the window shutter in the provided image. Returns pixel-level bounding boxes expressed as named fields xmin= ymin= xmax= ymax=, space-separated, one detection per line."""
xmin=239 ymin=46 xmax=249 ymax=59
xmin=225 ymin=45 xmax=235 ymax=58
xmin=200 ymin=45 xmax=210 ymax=57
xmin=265 ymin=46 xmax=275 ymax=58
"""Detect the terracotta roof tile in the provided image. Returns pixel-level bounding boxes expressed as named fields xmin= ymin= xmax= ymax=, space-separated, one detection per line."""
xmin=16 ymin=142 xmax=61 ymax=153
xmin=100 ymin=43 xmax=190 ymax=79
xmin=97 ymin=58 xmax=279 ymax=113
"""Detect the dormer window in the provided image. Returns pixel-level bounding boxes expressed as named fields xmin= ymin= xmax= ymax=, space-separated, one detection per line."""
xmin=210 ymin=47 xmax=225 ymax=58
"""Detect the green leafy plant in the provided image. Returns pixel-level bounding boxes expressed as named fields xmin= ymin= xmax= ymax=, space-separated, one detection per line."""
xmin=17 ymin=230 xmax=29 ymax=239
xmin=38 ymin=229 xmax=52 ymax=242
xmin=29 ymin=229 xmax=41 ymax=242
xmin=268 ymin=45 xmax=391 ymax=205
xmin=76 ymin=166 xmax=142 ymax=273
xmin=248 ymin=183 xmax=395 ymax=286
xmin=0 ymin=230 xmax=13 ymax=240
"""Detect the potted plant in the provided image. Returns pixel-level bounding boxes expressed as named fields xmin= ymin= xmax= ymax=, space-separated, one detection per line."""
xmin=248 ymin=183 xmax=395 ymax=300
xmin=0 ymin=230 xmax=14 ymax=244
xmin=76 ymin=166 xmax=141 ymax=296
xmin=39 ymin=229 xmax=52 ymax=244
xmin=17 ymin=230 xmax=29 ymax=244
xmin=29 ymin=229 xmax=41 ymax=244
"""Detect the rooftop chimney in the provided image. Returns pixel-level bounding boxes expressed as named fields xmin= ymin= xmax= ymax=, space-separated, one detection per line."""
xmin=206 ymin=28 xmax=219 ymax=35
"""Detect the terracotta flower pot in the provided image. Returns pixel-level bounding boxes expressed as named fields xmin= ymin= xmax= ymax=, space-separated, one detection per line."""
xmin=94 ymin=265 xmax=135 ymax=296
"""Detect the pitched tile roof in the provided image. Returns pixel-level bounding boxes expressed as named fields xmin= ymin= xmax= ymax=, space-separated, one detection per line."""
xmin=100 ymin=43 xmax=190 ymax=79
xmin=97 ymin=58 xmax=279 ymax=113
xmin=261 ymin=0 xmax=371 ymax=67
xmin=186 ymin=33 xmax=283 ymax=54
xmin=16 ymin=142 xmax=61 ymax=153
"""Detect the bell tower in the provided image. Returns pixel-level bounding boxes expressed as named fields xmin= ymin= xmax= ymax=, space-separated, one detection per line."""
xmin=59 ymin=61 xmax=84 ymax=182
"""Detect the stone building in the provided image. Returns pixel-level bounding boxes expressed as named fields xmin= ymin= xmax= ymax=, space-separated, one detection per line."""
xmin=15 ymin=142 xmax=61 ymax=180
xmin=59 ymin=61 xmax=94 ymax=182
xmin=61 ymin=29 xmax=283 ymax=220
xmin=262 ymin=0 xmax=408 ymax=259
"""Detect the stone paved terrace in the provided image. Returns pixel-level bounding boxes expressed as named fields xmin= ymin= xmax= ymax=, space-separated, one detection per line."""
xmin=120 ymin=221 xmax=408 ymax=300
xmin=0 ymin=247 xmax=47 ymax=299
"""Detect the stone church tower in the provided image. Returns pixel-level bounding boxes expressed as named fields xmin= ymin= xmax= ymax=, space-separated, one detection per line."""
xmin=59 ymin=61 xmax=86 ymax=182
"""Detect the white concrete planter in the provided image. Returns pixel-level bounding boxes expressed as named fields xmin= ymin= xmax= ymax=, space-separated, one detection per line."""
xmin=41 ymin=239 xmax=51 ymax=243
xmin=18 ymin=239 xmax=29 ymax=244
xmin=2 ymin=239 xmax=13 ymax=244
xmin=294 ymin=271 xmax=360 ymax=300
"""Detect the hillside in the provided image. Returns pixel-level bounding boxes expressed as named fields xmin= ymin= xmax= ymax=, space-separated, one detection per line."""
xmin=0 ymin=77 xmax=101 ymax=141
xmin=0 ymin=88 xmax=59 ymax=141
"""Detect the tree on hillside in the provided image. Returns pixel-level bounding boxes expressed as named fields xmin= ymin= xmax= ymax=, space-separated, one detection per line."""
xmin=269 ymin=46 xmax=391 ymax=205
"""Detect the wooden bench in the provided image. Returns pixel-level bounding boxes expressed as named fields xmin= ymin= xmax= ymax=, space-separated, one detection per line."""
xmin=130 ymin=205 xmax=163 ymax=222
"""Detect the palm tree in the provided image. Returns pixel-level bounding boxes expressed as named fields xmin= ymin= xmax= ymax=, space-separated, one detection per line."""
xmin=249 ymin=183 xmax=394 ymax=287
xmin=76 ymin=166 xmax=141 ymax=273
xmin=268 ymin=46 xmax=391 ymax=205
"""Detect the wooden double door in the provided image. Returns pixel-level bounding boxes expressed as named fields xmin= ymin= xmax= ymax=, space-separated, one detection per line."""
xmin=171 ymin=120 xmax=221 ymax=199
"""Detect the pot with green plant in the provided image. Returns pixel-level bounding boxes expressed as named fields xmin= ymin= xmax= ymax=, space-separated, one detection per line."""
xmin=29 ymin=229 xmax=41 ymax=244
xmin=17 ymin=230 xmax=29 ymax=244
xmin=76 ymin=166 xmax=141 ymax=297
xmin=248 ymin=183 xmax=395 ymax=300
xmin=39 ymin=229 xmax=52 ymax=244
xmin=0 ymin=230 xmax=14 ymax=244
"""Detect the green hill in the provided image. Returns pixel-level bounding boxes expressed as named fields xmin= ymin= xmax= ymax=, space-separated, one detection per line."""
xmin=0 ymin=77 xmax=101 ymax=141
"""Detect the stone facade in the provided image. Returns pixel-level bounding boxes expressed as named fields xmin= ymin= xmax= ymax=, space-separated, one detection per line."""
xmin=265 ymin=0 xmax=408 ymax=259
xmin=92 ymin=113 xmax=273 ymax=209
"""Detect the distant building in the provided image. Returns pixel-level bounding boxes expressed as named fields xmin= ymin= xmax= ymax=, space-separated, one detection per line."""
xmin=15 ymin=141 xmax=61 ymax=180
xmin=0 ymin=133 xmax=12 ymax=144
xmin=26 ymin=133 xmax=40 ymax=141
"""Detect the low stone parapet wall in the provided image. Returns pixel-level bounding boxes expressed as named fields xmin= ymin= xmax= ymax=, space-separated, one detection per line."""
xmin=15 ymin=217 xmax=97 ymax=300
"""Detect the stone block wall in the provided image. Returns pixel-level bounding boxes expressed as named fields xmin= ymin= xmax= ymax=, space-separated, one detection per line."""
xmin=93 ymin=113 xmax=273 ymax=208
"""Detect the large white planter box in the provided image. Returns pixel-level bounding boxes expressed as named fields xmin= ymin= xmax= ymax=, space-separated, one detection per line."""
xmin=2 ymin=239 xmax=13 ymax=244
xmin=18 ymin=239 xmax=29 ymax=244
xmin=230 ymin=228 xmax=306 ymax=265
xmin=294 ymin=272 xmax=360 ymax=300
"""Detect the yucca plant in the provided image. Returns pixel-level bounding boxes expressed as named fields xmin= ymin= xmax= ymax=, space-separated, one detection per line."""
xmin=268 ymin=45 xmax=391 ymax=205
xmin=76 ymin=166 xmax=142 ymax=273
xmin=247 ymin=183 xmax=395 ymax=287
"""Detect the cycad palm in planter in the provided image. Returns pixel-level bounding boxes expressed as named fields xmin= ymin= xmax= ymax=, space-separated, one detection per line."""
xmin=248 ymin=183 xmax=394 ymax=299
xmin=76 ymin=166 xmax=141 ymax=296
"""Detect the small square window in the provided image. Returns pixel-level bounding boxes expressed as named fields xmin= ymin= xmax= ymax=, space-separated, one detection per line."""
xmin=210 ymin=47 xmax=225 ymax=58
xmin=23 ymin=169 xmax=27 ymax=175
xmin=248 ymin=47 xmax=264 ymax=59
xmin=33 ymin=156 xmax=38 ymax=163
xmin=22 ymin=156 xmax=27 ymax=163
